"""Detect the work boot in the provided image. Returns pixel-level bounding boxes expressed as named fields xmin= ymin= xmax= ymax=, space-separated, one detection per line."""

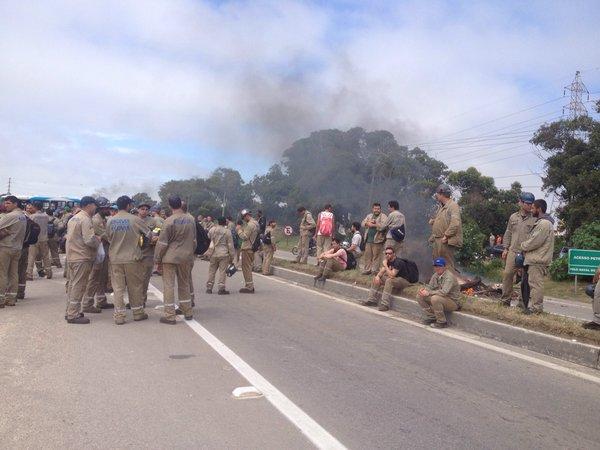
xmin=184 ymin=314 xmax=193 ymax=321
xmin=64 ymin=312 xmax=84 ymax=320
xmin=46 ymin=272 xmax=53 ymax=280
xmin=134 ymin=313 xmax=149 ymax=322
xmin=239 ymin=287 xmax=255 ymax=294
xmin=377 ymin=305 xmax=389 ymax=312
xmin=114 ymin=317 xmax=126 ymax=325
xmin=126 ymin=303 xmax=131 ymax=309
xmin=582 ymin=322 xmax=600 ymax=330
xmin=67 ymin=316 xmax=90 ymax=324
xmin=431 ymin=322 xmax=448 ymax=329
xmin=160 ymin=317 xmax=176 ymax=325
xmin=16 ymin=292 xmax=25 ymax=300
xmin=218 ymin=289 xmax=230 ymax=295
xmin=98 ymin=303 xmax=114 ymax=309
xmin=38 ymin=270 xmax=46 ymax=278
xmin=359 ymin=300 xmax=377 ymax=306
xmin=82 ymin=306 xmax=102 ymax=314
xmin=175 ymin=307 xmax=183 ymax=315
xmin=421 ymin=317 xmax=436 ymax=325
xmin=206 ymin=288 xmax=212 ymax=294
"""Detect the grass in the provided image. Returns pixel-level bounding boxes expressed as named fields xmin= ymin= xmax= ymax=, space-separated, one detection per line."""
xmin=273 ymin=257 xmax=600 ymax=346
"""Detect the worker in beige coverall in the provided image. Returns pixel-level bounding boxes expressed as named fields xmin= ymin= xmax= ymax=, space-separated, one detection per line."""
xmin=64 ymin=197 xmax=100 ymax=324
xmin=0 ymin=196 xmax=27 ymax=308
xmin=294 ymin=206 xmax=315 ymax=264
xmin=206 ymin=216 xmax=235 ymax=294
xmin=155 ymin=195 xmax=196 ymax=324
xmin=429 ymin=184 xmax=463 ymax=275
xmin=520 ymin=199 xmax=555 ymax=315
xmin=236 ymin=209 xmax=259 ymax=293
xmin=26 ymin=202 xmax=52 ymax=280
xmin=137 ymin=203 xmax=159 ymax=307
xmin=500 ymin=192 xmax=536 ymax=306
xmin=262 ymin=220 xmax=277 ymax=276
xmin=106 ymin=196 xmax=153 ymax=325
xmin=418 ymin=257 xmax=461 ymax=328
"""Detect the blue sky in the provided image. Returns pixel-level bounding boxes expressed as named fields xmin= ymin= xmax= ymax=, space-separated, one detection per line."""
xmin=0 ymin=0 xmax=599 ymax=202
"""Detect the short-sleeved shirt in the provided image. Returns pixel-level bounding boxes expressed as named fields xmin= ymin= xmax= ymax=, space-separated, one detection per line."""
xmin=351 ymin=231 xmax=362 ymax=255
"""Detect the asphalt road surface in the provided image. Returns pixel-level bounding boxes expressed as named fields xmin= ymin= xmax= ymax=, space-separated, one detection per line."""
xmin=2 ymin=260 xmax=600 ymax=449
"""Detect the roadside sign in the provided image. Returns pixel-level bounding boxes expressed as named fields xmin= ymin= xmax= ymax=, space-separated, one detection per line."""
xmin=284 ymin=225 xmax=293 ymax=236
xmin=568 ymin=249 xmax=600 ymax=276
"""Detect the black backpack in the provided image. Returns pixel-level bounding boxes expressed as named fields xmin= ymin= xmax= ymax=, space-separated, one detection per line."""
xmin=400 ymin=258 xmax=419 ymax=283
xmin=194 ymin=223 xmax=210 ymax=255
xmin=345 ymin=250 xmax=357 ymax=270
xmin=24 ymin=217 xmax=40 ymax=247
xmin=262 ymin=231 xmax=272 ymax=245
xmin=251 ymin=234 xmax=262 ymax=252
xmin=390 ymin=224 xmax=406 ymax=242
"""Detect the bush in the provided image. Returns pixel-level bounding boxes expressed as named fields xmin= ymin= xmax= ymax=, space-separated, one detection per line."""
xmin=549 ymin=256 xmax=570 ymax=281
xmin=456 ymin=220 xmax=486 ymax=265
xmin=572 ymin=221 xmax=600 ymax=250
xmin=482 ymin=258 xmax=504 ymax=282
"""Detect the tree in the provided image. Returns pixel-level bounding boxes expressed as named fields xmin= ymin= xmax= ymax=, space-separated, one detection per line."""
xmin=531 ymin=107 xmax=600 ymax=237
xmin=132 ymin=192 xmax=156 ymax=208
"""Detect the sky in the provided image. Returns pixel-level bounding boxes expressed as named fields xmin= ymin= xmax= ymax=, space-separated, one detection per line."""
xmin=1 ymin=0 xmax=599 ymax=205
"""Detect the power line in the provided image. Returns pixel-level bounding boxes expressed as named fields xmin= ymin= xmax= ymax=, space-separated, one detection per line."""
xmin=493 ymin=172 xmax=541 ymax=179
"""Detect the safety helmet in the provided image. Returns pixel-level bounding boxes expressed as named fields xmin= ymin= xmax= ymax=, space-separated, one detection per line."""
xmin=514 ymin=252 xmax=525 ymax=268
xmin=240 ymin=209 xmax=251 ymax=217
xmin=436 ymin=184 xmax=452 ymax=197
xmin=519 ymin=192 xmax=535 ymax=204
xmin=433 ymin=257 xmax=446 ymax=267
xmin=226 ymin=263 xmax=238 ymax=277
xmin=585 ymin=283 xmax=596 ymax=299
xmin=95 ymin=196 xmax=111 ymax=208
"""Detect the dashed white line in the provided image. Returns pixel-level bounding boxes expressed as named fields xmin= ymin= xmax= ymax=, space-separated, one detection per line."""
xmin=147 ymin=283 xmax=346 ymax=450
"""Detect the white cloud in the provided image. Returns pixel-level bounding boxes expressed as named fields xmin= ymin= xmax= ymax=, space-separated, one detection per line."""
xmin=0 ymin=0 xmax=599 ymax=201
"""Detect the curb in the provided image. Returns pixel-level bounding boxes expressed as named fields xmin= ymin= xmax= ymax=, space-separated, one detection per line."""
xmin=271 ymin=265 xmax=600 ymax=370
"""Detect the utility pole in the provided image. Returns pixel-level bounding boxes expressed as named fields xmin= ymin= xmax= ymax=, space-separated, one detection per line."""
xmin=563 ymin=71 xmax=589 ymax=119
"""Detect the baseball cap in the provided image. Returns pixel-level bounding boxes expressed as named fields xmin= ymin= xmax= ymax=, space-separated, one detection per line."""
xmin=433 ymin=257 xmax=446 ymax=267
xmin=80 ymin=196 xmax=98 ymax=208
xmin=240 ymin=209 xmax=251 ymax=216
xmin=519 ymin=192 xmax=535 ymax=204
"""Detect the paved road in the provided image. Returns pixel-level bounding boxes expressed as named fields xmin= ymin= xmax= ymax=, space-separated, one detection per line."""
xmin=2 ymin=261 xmax=600 ymax=449
xmin=276 ymin=250 xmax=595 ymax=322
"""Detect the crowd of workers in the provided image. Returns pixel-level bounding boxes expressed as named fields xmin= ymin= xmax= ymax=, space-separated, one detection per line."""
xmin=0 ymin=182 xmax=598 ymax=329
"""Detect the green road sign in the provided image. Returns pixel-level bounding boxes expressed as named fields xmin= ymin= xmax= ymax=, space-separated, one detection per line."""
xmin=568 ymin=249 xmax=600 ymax=276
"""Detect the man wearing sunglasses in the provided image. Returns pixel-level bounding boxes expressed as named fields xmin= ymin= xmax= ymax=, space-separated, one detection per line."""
xmin=361 ymin=246 xmax=411 ymax=311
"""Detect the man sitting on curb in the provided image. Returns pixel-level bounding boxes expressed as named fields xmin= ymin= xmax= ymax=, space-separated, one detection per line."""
xmin=361 ymin=246 xmax=410 ymax=311
xmin=417 ymin=257 xmax=460 ymax=328
xmin=314 ymin=238 xmax=347 ymax=283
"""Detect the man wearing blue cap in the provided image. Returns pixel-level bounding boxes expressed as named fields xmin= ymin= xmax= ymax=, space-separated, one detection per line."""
xmin=417 ymin=257 xmax=460 ymax=328
xmin=500 ymin=192 xmax=536 ymax=306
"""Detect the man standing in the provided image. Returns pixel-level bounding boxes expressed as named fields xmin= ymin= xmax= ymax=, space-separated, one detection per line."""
xmin=253 ymin=210 xmax=267 ymax=271
xmin=417 ymin=257 xmax=461 ymax=328
xmin=0 ymin=196 xmax=27 ymax=307
xmin=520 ymin=199 xmax=555 ymax=314
xmin=47 ymin=209 xmax=62 ymax=268
xmin=82 ymin=197 xmax=113 ymax=313
xmin=379 ymin=200 xmax=406 ymax=256
xmin=429 ymin=184 xmax=462 ymax=274
xmin=106 ymin=196 xmax=152 ymax=325
xmin=26 ymin=202 xmax=52 ymax=280
xmin=582 ymin=267 xmax=600 ymax=330
xmin=64 ymin=196 xmax=100 ymax=324
xmin=236 ymin=209 xmax=259 ymax=293
xmin=206 ymin=217 xmax=236 ymax=294
xmin=262 ymin=220 xmax=277 ymax=275
xmin=18 ymin=201 xmax=39 ymax=300
xmin=361 ymin=203 xmax=387 ymax=275
xmin=362 ymin=246 xmax=411 ymax=311
xmin=315 ymin=204 xmax=335 ymax=259
xmin=155 ymin=195 xmax=196 ymax=324
xmin=137 ymin=202 xmax=159 ymax=306
xmin=500 ymin=192 xmax=536 ymax=306
xmin=294 ymin=206 xmax=315 ymax=264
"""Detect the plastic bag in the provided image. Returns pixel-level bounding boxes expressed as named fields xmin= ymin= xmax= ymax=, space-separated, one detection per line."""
xmin=95 ymin=242 xmax=105 ymax=265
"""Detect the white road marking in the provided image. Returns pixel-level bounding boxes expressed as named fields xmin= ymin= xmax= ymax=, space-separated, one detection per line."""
xmin=259 ymin=274 xmax=600 ymax=386
xmin=147 ymin=283 xmax=346 ymax=450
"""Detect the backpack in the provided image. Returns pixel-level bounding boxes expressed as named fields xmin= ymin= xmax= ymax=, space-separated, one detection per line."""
xmin=318 ymin=212 xmax=334 ymax=237
xmin=400 ymin=258 xmax=419 ymax=283
xmin=251 ymin=234 xmax=262 ymax=252
xmin=232 ymin=229 xmax=241 ymax=249
xmin=390 ymin=224 xmax=406 ymax=242
xmin=47 ymin=220 xmax=56 ymax=238
xmin=345 ymin=250 xmax=357 ymax=270
xmin=194 ymin=223 xmax=210 ymax=255
xmin=24 ymin=217 xmax=40 ymax=247
xmin=262 ymin=231 xmax=272 ymax=245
